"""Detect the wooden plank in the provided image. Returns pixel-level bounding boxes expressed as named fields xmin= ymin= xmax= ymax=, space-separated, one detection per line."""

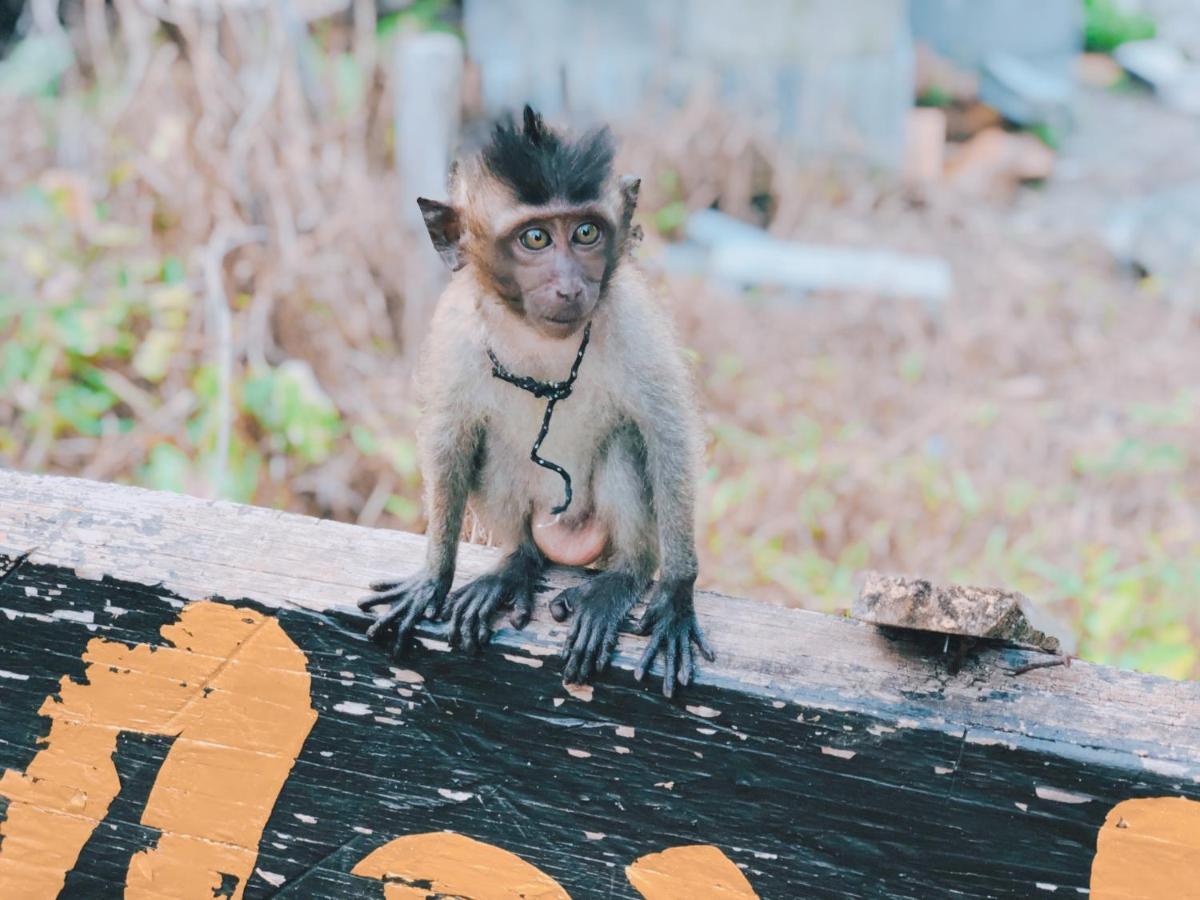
xmin=0 ymin=471 xmax=1198 ymax=897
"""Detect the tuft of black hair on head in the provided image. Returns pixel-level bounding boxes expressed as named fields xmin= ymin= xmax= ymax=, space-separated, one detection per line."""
xmin=482 ymin=105 xmax=615 ymax=207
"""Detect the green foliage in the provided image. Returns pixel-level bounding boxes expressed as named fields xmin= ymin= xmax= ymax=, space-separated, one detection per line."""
xmin=700 ymin=346 xmax=1199 ymax=681
xmin=1084 ymin=0 xmax=1156 ymax=53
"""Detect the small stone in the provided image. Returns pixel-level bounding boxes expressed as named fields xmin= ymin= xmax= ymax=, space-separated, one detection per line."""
xmin=853 ymin=572 xmax=1062 ymax=653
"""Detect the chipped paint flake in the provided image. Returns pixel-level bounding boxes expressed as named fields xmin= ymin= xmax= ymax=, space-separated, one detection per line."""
xmin=353 ymin=826 xmax=374 ymax=835
xmin=256 ymin=869 xmax=286 ymax=887
xmin=1016 ymin=802 xmax=1029 ymax=812
xmin=564 ymin=683 xmax=594 ymax=701
xmin=389 ymin=667 xmax=425 ymax=684
xmin=697 ymin=727 xmax=717 ymax=736
xmin=584 ymin=831 xmax=605 ymax=840
xmin=502 ymin=653 xmax=544 ymax=668
xmin=0 ymin=669 xmax=29 ymax=681
xmin=50 ymin=609 xmax=94 ymax=624
xmin=333 ymin=701 xmax=372 ymax=716
xmin=1036 ymin=883 xmax=1059 ymax=892
xmin=821 ymin=747 xmax=857 ymax=760
xmin=293 ymin=813 xmax=318 ymax=824
xmin=437 ymin=788 xmax=474 ymax=802
xmin=1035 ymin=786 xmax=1092 ymax=805
xmin=415 ymin=636 xmax=451 ymax=653
xmin=655 ymin=781 xmax=675 ymax=790
xmin=934 ymin=766 xmax=955 ymax=775
xmin=613 ymin=746 xmax=631 ymax=755
xmin=373 ymin=716 xmax=402 ymax=725
xmin=867 ymin=724 xmax=896 ymax=736
xmin=616 ymin=725 xmax=635 ymax=738
xmin=567 ymin=748 xmax=591 ymax=759
xmin=686 ymin=705 xmax=721 ymax=719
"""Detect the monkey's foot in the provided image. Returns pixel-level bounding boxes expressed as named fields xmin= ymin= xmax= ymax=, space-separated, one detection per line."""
xmin=552 ymin=571 xmax=640 ymax=685
xmin=358 ymin=573 xmax=449 ymax=658
xmin=634 ymin=579 xmax=715 ymax=699
xmin=442 ymin=570 xmax=537 ymax=655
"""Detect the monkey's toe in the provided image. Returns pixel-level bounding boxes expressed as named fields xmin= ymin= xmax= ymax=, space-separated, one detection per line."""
xmin=556 ymin=573 xmax=638 ymax=685
xmin=634 ymin=613 xmax=714 ymax=698
xmin=360 ymin=573 xmax=448 ymax=657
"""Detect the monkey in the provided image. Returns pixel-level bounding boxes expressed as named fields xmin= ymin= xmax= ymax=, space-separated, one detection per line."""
xmin=358 ymin=105 xmax=713 ymax=697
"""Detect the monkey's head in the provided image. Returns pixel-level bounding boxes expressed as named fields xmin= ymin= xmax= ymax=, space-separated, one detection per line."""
xmin=418 ymin=105 xmax=640 ymax=340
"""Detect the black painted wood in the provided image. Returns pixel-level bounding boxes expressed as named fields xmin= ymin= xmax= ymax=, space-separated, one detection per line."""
xmin=0 ymin=553 xmax=1196 ymax=899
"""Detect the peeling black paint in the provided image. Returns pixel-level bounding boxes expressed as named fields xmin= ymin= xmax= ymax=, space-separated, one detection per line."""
xmin=0 ymin=560 xmax=1196 ymax=899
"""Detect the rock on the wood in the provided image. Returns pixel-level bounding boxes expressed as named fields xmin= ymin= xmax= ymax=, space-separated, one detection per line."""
xmin=854 ymin=572 xmax=1063 ymax=653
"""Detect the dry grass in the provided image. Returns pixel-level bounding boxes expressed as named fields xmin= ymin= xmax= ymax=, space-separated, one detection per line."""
xmin=1 ymin=6 xmax=1196 ymax=678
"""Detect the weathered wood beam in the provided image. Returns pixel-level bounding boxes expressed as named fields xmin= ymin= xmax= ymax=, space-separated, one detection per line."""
xmin=0 ymin=470 xmax=1197 ymax=897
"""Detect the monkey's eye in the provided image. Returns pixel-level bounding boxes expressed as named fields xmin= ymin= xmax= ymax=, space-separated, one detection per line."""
xmin=519 ymin=227 xmax=551 ymax=250
xmin=573 ymin=222 xmax=601 ymax=245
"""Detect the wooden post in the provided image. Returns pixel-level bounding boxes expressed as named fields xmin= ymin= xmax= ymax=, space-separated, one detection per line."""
xmin=0 ymin=470 xmax=1197 ymax=897
xmin=393 ymin=32 xmax=464 ymax=352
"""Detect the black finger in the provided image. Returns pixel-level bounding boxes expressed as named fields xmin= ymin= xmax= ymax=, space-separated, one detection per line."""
xmin=550 ymin=589 xmax=577 ymax=623
xmin=460 ymin=604 xmax=481 ymax=655
xmin=448 ymin=591 xmax=471 ymax=646
xmin=561 ymin=614 xmax=584 ymax=661
xmin=562 ymin=641 xmax=584 ymax=683
xmin=509 ymin=591 xmax=533 ymax=629
xmin=634 ymin=630 xmax=664 ymax=682
xmin=692 ymin=621 xmax=716 ymax=662
xmin=365 ymin=600 xmax=407 ymax=639
xmin=578 ymin=625 xmax=606 ymax=682
xmin=359 ymin=590 xmax=400 ymax=611
xmin=663 ymin=636 xmax=678 ymax=698
xmin=369 ymin=579 xmax=401 ymax=592
xmin=597 ymin=628 xmax=620 ymax=674
xmin=680 ymin=639 xmax=695 ymax=686
xmin=476 ymin=615 xmax=493 ymax=649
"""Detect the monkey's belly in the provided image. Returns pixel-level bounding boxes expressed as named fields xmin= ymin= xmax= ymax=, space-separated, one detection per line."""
xmin=531 ymin=509 xmax=608 ymax=566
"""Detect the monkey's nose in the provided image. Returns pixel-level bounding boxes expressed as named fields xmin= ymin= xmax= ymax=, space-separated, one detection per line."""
xmin=556 ymin=288 xmax=582 ymax=303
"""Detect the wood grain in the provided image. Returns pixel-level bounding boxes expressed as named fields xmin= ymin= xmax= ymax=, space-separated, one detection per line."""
xmin=1 ymin=469 xmax=1197 ymax=772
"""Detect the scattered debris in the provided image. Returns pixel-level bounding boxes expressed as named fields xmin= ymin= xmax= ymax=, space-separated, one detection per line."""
xmin=853 ymin=572 xmax=1066 ymax=653
xmin=980 ymin=52 xmax=1075 ymax=129
xmin=944 ymin=127 xmax=1056 ymax=197
xmin=1115 ymin=39 xmax=1200 ymax=115
xmin=680 ymin=210 xmax=953 ymax=307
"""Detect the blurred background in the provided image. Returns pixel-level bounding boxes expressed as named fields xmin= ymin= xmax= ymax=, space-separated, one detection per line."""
xmin=1 ymin=0 xmax=1197 ymax=678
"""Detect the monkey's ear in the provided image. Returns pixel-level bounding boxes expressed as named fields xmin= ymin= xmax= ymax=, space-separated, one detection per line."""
xmin=416 ymin=197 xmax=466 ymax=271
xmin=619 ymin=175 xmax=641 ymax=236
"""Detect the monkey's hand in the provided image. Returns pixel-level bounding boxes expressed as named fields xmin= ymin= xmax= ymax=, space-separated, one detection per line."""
xmin=442 ymin=571 xmax=536 ymax=655
xmin=552 ymin=571 xmax=640 ymax=685
xmin=634 ymin=578 xmax=715 ymax=698
xmin=358 ymin=573 xmax=450 ymax=658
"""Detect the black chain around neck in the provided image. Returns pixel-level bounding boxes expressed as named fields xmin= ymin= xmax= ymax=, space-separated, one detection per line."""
xmin=487 ymin=321 xmax=592 ymax=515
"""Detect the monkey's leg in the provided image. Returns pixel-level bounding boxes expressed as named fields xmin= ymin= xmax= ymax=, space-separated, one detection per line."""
xmin=442 ymin=539 xmax=544 ymax=655
xmin=358 ymin=419 xmax=481 ymax=658
xmin=553 ymin=426 xmax=655 ymax=685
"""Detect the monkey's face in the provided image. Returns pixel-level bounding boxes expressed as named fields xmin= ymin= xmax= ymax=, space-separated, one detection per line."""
xmin=494 ymin=211 xmax=612 ymax=339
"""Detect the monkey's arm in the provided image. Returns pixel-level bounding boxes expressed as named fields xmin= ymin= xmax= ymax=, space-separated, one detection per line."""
xmin=629 ymin=358 xmax=714 ymax=697
xmin=359 ymin=400 xmax=482 ymax=658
